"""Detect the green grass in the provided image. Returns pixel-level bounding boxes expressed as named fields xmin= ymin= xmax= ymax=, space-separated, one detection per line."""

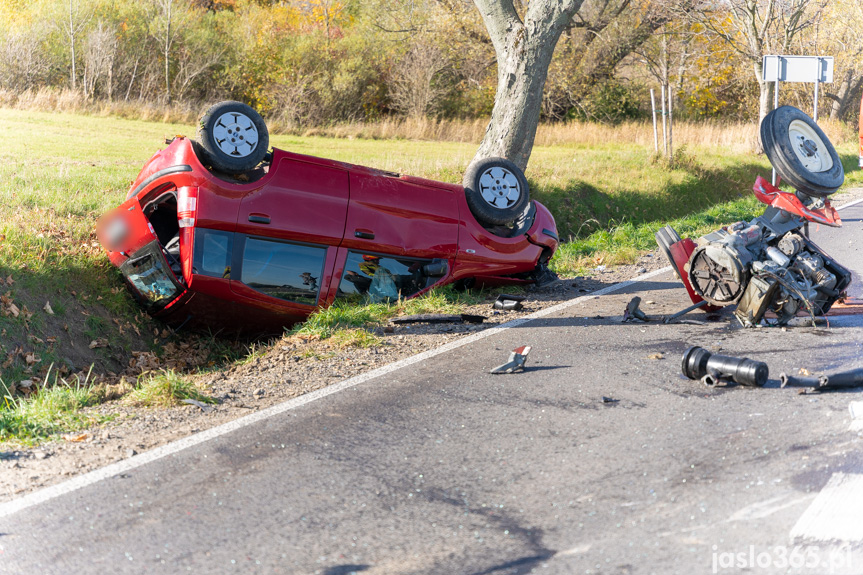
xmin=0 ymin=369 xmax=112 ymax=445
xmin=289 ymin=286 xmax=487 ymax=341
xmin=124 ymin=369 xmax=215 ymax=408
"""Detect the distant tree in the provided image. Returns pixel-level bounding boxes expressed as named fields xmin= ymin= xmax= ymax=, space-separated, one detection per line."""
xmin=690 ymin=0 xmax=826 ymax=151
xmin=62 ymin=0 xmax=93 ymax=90
xmin=148 ymin=0 xmax=191 ymax=103
xmin=388 ymin=39 xmax=450 ymax=118
xmin=821 ymin=0 xmax=863 ymax=121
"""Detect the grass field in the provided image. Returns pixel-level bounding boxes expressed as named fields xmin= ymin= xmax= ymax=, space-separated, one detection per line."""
xmin=1 ymin=107 xmax=860 ymax=443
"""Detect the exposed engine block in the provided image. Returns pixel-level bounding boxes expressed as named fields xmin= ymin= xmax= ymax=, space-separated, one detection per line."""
xmin=686 ymin=211 xmax=851 ymax=326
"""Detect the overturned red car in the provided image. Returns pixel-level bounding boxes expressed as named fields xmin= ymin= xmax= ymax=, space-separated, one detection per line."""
xmin=98 ymin=101 xmax=559 ymax=333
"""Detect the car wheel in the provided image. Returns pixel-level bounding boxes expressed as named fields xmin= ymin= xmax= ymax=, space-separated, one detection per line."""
xmin=197 ymin=101 xmax=269 ymax=175
xmin=760 ymin=105 xmax=844 ymax=197
xmin=463 ymin=157 xmax=531 ymax=226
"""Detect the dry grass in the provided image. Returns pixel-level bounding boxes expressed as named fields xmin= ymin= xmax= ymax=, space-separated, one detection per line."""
xmin=6 ymin=87 xmax=856 ymax=151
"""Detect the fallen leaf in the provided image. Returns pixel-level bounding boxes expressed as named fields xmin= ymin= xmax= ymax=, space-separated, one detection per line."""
xmin=89 ymin=338 xmax=108 ymax=349
xmin=647 ymin=352 xmax=665 ymax=360
xmin=7 ymin=303 xmax=19 ymax=318
xmin=28 ymin=335 xmax=44 ymax=345
xmin=63 ymin=433 xmax=89 ymax=442
xmin=5 ymin=275 xmax=12 ymax=285
xmin=800 ymin=368 xmax=812 ymax=376
xmin=43 ymin=301 xmax=54 ymax=315
xmin=24 ymin=352 xmax=40 ymax=365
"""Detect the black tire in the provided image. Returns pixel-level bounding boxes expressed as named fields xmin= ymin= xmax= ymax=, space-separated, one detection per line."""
xmin=760 ymin=106 xmax=843 ymax=197
xmin=463 ymin=157 xmax=531 ymax=226
xmin=655 ymin=225 xmax=683 ymax=280
xmin=197 ymin=101 xmax=269 ymax=174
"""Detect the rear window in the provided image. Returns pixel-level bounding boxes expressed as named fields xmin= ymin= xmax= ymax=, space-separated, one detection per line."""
xmin=193 ymin=228 xmax=233 ymax=279
xmin=240 ymin=237 xmax=325 ymax=305
xmin=119 ymin=241 xmax=184 ymax=310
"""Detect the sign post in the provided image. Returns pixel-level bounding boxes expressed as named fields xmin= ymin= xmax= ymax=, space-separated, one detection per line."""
xmin=762 ymin=55 xmax=834 ymax=183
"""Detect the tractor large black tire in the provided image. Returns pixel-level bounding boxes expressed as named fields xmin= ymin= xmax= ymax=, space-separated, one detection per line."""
xmin=197 ymin=101 xmax=269 ymax=175
xmin=760 ymin=106 xmax=843 ymax=197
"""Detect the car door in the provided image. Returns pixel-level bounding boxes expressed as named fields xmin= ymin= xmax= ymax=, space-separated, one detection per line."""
xmin=231 ymin=156 xmax=350 ymax=309
xmin=342 ymin=171 xmax=459 ymax=259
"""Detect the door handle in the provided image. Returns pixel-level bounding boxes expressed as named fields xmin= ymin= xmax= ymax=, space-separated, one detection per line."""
xmin=354 ymin=230 xmax=375 ymax=240
xmin=248 ymin=214 xmax=270 ymax=224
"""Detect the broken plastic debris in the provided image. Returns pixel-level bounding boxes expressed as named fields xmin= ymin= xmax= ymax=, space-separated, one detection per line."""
xmin=490 ymin=346 xmax=531 ymax=374
xmin=493 ymin=294 xmax=526 ymax=311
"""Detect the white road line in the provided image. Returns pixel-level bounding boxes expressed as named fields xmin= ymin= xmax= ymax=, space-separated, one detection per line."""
xmin=0 ymin=267 xmax=672 ymax=519
xmin=790 ymin=472 xmax=863 ymax=543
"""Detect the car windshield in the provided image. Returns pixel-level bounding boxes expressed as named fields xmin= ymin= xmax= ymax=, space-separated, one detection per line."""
xmin=120 ymin=241 xmax=184 ymax=309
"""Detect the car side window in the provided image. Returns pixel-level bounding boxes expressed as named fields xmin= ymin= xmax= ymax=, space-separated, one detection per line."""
xmin=240 ymin=237 xmax=326 ymax=305
xmin=193 ymin=228 xmax=233 ymax=279
xmin=337 ymin=252 xmax=437 ymax=303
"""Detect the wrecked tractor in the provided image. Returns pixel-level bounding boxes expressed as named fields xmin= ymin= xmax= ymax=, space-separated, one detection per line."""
xmin=656 ymin=106 xmax=851 ymax=326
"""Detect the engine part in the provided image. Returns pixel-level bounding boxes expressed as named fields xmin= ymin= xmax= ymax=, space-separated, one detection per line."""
xmin=778 ymin=234 xmax=803 ymax=257
xmin=779 ymin=373 xmax=822 ymax=388
xmin=780 ymin=368 xmax=863 ymax=390
xmin=682 ymin=346 xmax=768 ymax=387
xmin=734 ymin=275 xmax=780 ymax=326
xmin=819 ymin=368 xmax=863 ymax=390
xmin=688 ymin=244 xmax=748 ymax=306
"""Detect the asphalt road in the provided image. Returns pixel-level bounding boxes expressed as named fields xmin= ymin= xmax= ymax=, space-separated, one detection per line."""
xmin=2 ymin=202 xmax=863 ymax=575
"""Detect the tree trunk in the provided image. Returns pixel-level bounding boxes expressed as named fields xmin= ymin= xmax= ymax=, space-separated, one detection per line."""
xmin=472 ymin=0 xmax=584 ymax=171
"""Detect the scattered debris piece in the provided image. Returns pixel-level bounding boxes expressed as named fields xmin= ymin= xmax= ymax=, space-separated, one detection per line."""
xmin=681 ymin=346 xmax=768 ymax=387
xmin=43 ymin=301 xmax=54 ymax=315
xmin=63 ymin=433 xmax=89 ymax=442
xmin=623 ymin=297 xmax=649 ymax=322
xmin=647 ymin=352 xmax=665 ymax=360
xmin=663 ymin=300 xmax=708 ymax=324
xmin=780 ymin=368 xmax=863 ymax=392
xmin=601 ymin=396 xmax=619 ymax=404
xmin=493 ymin=294 xmax=526 ymax=311
xmin=182 ymin=398 xmax=214 ymax=412
xmin=490 ymin=346 xmax=531 ymax=374
xmin=391 ymin=313 xmax=486 ymax=324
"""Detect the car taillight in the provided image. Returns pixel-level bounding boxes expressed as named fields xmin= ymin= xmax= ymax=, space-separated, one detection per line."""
xmin=178 ymin=187 xmax=198 ymax=228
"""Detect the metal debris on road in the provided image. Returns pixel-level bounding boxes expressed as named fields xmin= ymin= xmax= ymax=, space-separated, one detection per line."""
xmin=493 ymin=294 xmax=526 ymax=311
xmin=391 ymin=313 xmax=486 ymax=324
xmin=681 ymin=346 xmax=768 ymax=387
xmin=182 ymin=398 xmax=215 ymax=412
xmin=622 ymin=297 xmax=649 ymax=322
xmin=780 ymin=368 xmax=863 ymax=392
xmin=490 ymin=346 xmax=531 ymax=374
